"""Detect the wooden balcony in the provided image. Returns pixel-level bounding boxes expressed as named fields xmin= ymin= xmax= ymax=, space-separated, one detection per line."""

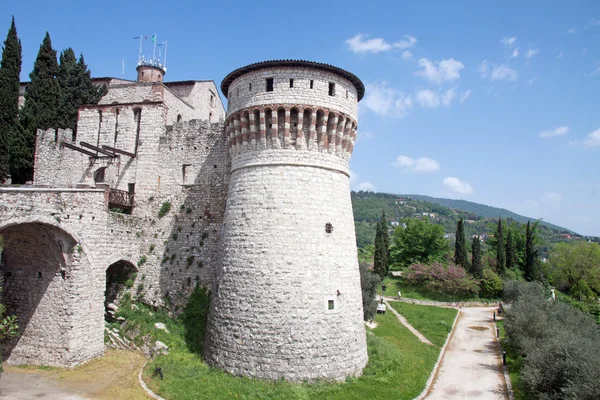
xmin=108 ymin=188 xmax=134 ymax=211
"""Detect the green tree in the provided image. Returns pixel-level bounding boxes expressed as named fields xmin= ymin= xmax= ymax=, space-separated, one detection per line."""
xmin=390 ymin=217 xmax=450 ymax=269
xmin=495 ymin=217 xmax=506 ymax=275
xmin=549 ymin=241 xmax=600 ymax=300
xmin=359 ymin=261 xmax=381 ymax=321
xmin=57 ymin=50 xmax=104 ymax=135
xmin=506 ymin=229 xmax=517 ymax=271
xmin=454 ymin=218 xmax=469 ymax=269
xmin=180 ymin=284 xmax=210 ymax=354
xmin=0 ymin=235 xmax=19 ymax=374
xmin=524 ymin=220 xmax=538 ymax=281
xmin=470 ymin=236 xmax=483 ymax=278
xmin=15 ymin=32 xmax=61 ymax=183
xmin=373 ymin=210 xmax=389 ymax=278
xmin=0 ymin=17 xmax=22 ymax=182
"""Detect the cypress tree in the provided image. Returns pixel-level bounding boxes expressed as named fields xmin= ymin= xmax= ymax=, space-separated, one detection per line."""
xmin=506 ymin=228 xmax=516 ymax=271
xmin=470 ymin=236 xmax=483 ymax=278
xmin=0 ymin=16 xmax=22 ymax=182
xmin=524 ymin=220 xmax=537 ymax=281
xmin=57 ymin=50 xmax=104 ymax=135
xmin=16 ymin=32 xmax=61 ymax=183
xmin=454 ymin=218 xmax=469 ymax=268
xmin=373 ymin=210 xmax=389 ymax=279
xmin=495 ymin=217 xmax=506 ymax=274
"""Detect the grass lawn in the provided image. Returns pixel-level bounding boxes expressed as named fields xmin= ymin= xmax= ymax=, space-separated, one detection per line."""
xmin=382 ymin=276 xmax=499 ymax=303
xmin=387 ymin=302 xmax=458 ymax=347
xmin=137 ymin=307 xmax=447 ymax=400
xmin=496 ymin=320 xmax=529 ymax=400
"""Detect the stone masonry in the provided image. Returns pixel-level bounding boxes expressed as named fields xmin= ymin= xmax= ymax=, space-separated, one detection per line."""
xmin=2 ymin=60 xmax=368 ymax=382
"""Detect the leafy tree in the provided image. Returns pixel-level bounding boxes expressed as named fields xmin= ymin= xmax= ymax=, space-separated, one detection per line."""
xmin=57 ymin=49 xmax=105 ymax=135
xmin=373 ymin=210 xmax=390 ymax=278
xmin=454 ymin=218 xmax=469 ymax=269
xmin=15 ymin=32 xmax=61 ymax=183
xmin=0 ymin=235 xmax=18 ymax=374
xmin=359 ymin=261 xmax=381 ymax=321
xmin=524 ymin=220 xmax=538 ymax=281
xmin=390 ymin=217 xmax=450 ymax=269
xmin=0 ymin=17 xmax=22 ymax=182
xmin=505 ymin=228 xmax=517 ymax=271
xmin=404 ymin=262 xmax=479 ymax=296
xmin=495 ymin=217 xmax=506 ymax=275
xmin=180 ymin=284 xmax=210 ymax=354
xmin=470 ymin=236 xmax=483 ymax=278
xmin=549 ymin=241 xmax=600 ymax=300
xmin=479 ymin=267 xmax=503 ymax=298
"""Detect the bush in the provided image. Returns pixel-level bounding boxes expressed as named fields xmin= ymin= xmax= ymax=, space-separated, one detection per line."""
xmin=158 ymin=201 xmax=171 ymax=218
xmin=180 ymin=284 xmax=210 ymax=354
xmin=479 ymin=268 xmax=503 ymax=298
xmin=359 ymin=262 xmax=381 ymax=321
xmin=404 ymin=262 xmax=479 ymax=297
xmin=504 ymin=280 xmax=600 ymax=399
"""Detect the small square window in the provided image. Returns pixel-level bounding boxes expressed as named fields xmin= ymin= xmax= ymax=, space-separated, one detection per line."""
xmin=266 ymin=78 xmax=274 ymax=92
xmin=328 ymin=300 xmax=335 ymax=310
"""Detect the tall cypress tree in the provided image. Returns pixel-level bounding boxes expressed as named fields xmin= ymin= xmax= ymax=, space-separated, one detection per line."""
xmin=57 ymin=50 xmax=104 ymax=135
xmin=495 ymin=217 xmax=506 ymax=274
xmin=16 ymin=32 xmax=61 ymax=183
xmin=470 ymin=236 xmax=482 ymax=278
xmin=0 ymin=17 xmax=22 ymax=182
xmin=506 ymin=228 xmax=516 ymax=271
xmin=454 ymin=218 xmax=469 ymax=268
xmin=373 ymin=210 xmax=389 ymax=278
xmin=524 ymin=220 xmax=537 ymax=281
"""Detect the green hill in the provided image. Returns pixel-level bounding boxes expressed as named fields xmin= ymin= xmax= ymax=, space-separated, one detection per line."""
xmin=351 ymin=191 xmax=585 ymax=256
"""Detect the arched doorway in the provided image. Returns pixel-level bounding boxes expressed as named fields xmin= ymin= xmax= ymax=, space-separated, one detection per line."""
xmin=0 ymin=222 xmax=104 ymax=367
xmin=105 ymin=260 xmax=136 ymax=321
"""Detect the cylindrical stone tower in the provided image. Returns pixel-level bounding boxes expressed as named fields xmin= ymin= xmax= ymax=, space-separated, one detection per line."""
xmin=205 ymin=60 xmax=367 ymax=381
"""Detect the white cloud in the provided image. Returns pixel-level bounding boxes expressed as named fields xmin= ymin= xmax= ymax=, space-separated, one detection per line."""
xmin=415 ymin=58 xmax=464 ymax=84
xmin=362 ymin=82 xmax=413 ymax=118
xmin=393 ymin=155 xmax=440 ymax=173
xmin=592 ymin=18 xmax=600 ymax=26
xmin=582 ymin=128 xmax=600 ymax=148
xmin=478 ymin=60 xmax=489 ymax=78
xmin=356 ymin=131 xmax=374 ymax=142
xmin=540 ymin=126 xmax=569 ymax=138
xmin=443 ymin=177 xmax=473 ymax=195
xmin=491 ymin=65 xmax=518 ymax=81
xmin=592 ymin=66 xmax=600 ymax=75
xmin=501 ymin=36 xmax=517 ymax=47
xmin=402 ymin=50 xmax=413 ymax=60
xmin=525 ymin=48 xmax=539 ymax=59
xmin=511 ymin=48 xmax=520 ymax=58
xmin=526 ymin=78 xmax=537 ymax=85
xmin=556 ymin=52 xmax=564 ymax=59
xmin=460 ymin=89 xmax=471 ymax=103
xmin=349 ymin=170 xmax=358 ymax=186
xmin=416 ymin=88 xmax=456 ymax=108
xmin=357 ymin=182 xmax=376 ymax=192
xmin=345 ymin=34 xmax=417 ymax=53
xmin=567 ymin=27 xmax=576 ymax=34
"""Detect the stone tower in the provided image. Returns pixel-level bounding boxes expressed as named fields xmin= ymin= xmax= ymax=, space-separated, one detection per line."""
xmin=204 ymin=60 xmax=367 ymax=381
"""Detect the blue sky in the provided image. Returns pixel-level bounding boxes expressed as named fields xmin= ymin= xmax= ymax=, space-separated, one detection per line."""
xmin=3 ymin=1 xmax=600 ymax=235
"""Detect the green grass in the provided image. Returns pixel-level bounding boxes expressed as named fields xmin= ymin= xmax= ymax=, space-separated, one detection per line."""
xmin=496 ymin=320 xmax=529 ymax=400
xmin=126 ymin=304 xmax=448 ymax=399
xmin=388 ymin=302 xmax=458 ymax=347
xmin=382 ymin=276 xmax=499 ymax=303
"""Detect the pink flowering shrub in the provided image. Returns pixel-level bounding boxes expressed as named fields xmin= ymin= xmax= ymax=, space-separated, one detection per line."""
xmin=405 ymin=262 xmax=480 ymax=296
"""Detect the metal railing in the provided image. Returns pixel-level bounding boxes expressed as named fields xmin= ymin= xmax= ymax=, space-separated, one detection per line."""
xmin=108 ymin=188 xmax=134 ymax=209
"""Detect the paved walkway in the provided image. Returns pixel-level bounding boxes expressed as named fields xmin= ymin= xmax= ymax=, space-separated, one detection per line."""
xmin=383 ymin=299 xmax=433 ymax=345
xmin=425 ymin=307 xmax=508 ymax=400
xmin=0 ymin=371 xmax=87 ymax=400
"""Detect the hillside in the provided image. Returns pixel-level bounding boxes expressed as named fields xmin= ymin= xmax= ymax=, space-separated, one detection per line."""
xmin=351 ymin=191 xmax=586 ymax=255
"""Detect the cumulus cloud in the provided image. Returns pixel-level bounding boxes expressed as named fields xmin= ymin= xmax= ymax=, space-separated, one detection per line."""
xmin=582 ymin=128 xmax=600 ymax=148
xmin=350 ymin=170 xmax=377 ymax=192
xmin=357 ymin=182 xmax=376 ymax=192
xmin=566 ymin=27 xmax=576 ymax=34
xmin=511 ymin=48 xmax=520 ymax=58
xmin=415 ymin=88 xmax=457 ymax=108
xmin=415 ymin=58 xmax=464 ymax=84
xmin=362 ymin=83 xmax=413 ymax=118
xmin=478 ymin=60 xmax=490 ymax=78
xmin=443 ymin=177 xmax=473 ymax=195
xmin=540 ymin=126 xmax=569 ymax=138
xmin=556 ymin=52 xmax=564 ymax=59
xmin=501 ymin=36 xmax=517 ymax=47
xmin=491 ymin=65 xmax=518 ymax=81
xmin=355 ymin=131 xmax=374 ymax=142
xmin=345 ymin=34 xmax=416 ymax=53
xmin=460 ymin=89 xmax=471 ymax=103
xmin=402 ymin=50 xmax=413 ymax=60
xmin=393 ymin=155 xmax=440 ymax=173
xmin=525 ymin=48 xmax=539 ymax=59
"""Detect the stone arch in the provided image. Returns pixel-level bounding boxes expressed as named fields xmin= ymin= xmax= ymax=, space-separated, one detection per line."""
xmin=265 ymin=108 xmax=273 ymax=145
xmin=316 ymin=109 xmax=325 ymax=149
xmin=290 ymin=107 xmax=299 ymax=147
xmin=0 ymin=221 xmax=104 ymax=367
xmin=277 ymin=107 xmax=286 ymax=146
xmin=104 ymin=259 xmax=137 ymax=320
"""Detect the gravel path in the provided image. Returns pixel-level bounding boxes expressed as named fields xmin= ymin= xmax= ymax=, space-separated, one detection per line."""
xmin=0 ymin=371 xmax=88 ymax=400
xmin=425 ymin=307 xmax=508 ymax=400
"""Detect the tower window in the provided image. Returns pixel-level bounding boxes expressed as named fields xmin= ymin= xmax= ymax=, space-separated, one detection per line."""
xmin=346 ymin=90 xmax=348 ymax=99
xmin=177 ymin=114 xmax=182 ymax=123
xmin=310 ymin=80 xmax=314 ymax=89
xmin=289 ymin=79 xmax=294 ymax=88
xmin=266 ymin=78 xmax=274 ymax=92
xmin=325 ymin=222 xmax=333 ymax=233
xmin=328 ymin=300 xmax=334 ymax=310
xmin=249 ymin=82 xmax=252 ymax=91
xmin=328 ymin=82 xmax=335 ymax=96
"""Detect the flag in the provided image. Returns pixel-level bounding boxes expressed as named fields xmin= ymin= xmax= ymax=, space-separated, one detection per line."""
xmin=133 ymin=36 xmax=140 ymax=39
xmin=151 ymin=34 xmax=156 ymax=43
